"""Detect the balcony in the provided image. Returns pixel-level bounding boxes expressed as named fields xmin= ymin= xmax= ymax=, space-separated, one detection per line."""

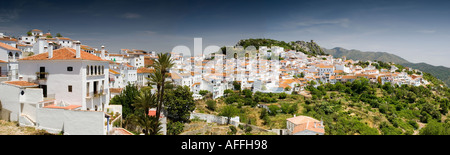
xmin=35 ymin=72 xmax=49 ymax=80
xmin=86 ymin=90 xmax=106 ymax=99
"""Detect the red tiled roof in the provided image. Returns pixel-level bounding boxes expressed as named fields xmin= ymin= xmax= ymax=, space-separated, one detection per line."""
xmin=19 ymin=47 xmax=106 ymax=61
xmin=109 ymin=70 xmax=120 ymax=74
xmin=0 ymin=37 xmax=18 ymax=42
xmin=0 ymin=60 xmax=7 ymax=63
xmin=0 ymin=42 xmax=20 ymax=51
xmin=148 ymin=109 xmax=163 ymax=118
xmin=56 ymin=37 xmax=71 ymax=40
xmin=43 ymin=104 xmax=81 ymax=110
xmin=3 ymin=81 xmax=39 ymax=87
xmin=109 ymin=88 xmax=123 ymax=94
xmin=287 ymin=116 xmax=325 ymax=134
xmin=137 ymin=67 xmax=154 ymax=74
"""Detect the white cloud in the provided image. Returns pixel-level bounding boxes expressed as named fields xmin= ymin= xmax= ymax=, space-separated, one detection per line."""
xmin=120 ymin=13 xmax=141 ymax=19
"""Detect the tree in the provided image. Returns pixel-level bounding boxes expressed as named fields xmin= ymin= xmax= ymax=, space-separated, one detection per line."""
xmin=167 ymin=121 xmax=184 ymax=135
xmin=127 ymin=109 xmax=160 ymax=135
xmin=219 ymin=105 xmax=239 ymax=124
xmin=233 ymin=81 xmax=241 ymax=91
xmin=131 ymin=87 xmax=157 ymax=135
xmin=56 ymin=33 xmax=62 ymax=37
xmin=109 ymin=83 xmax=139 ymax=120
xmin=242 ymin=89 xmax=252 ymax=98
xmin=164 ymin=86 xmax=195 ymax=122
xmin=199 ymin=90 xmax=209 ymax=96
xmin=206 ymin=99 xmax=217 ymax=111
xmin=419 ymin=120 xmax=450 ymax=135
xmin=224 ymin=89 xmax=234 ymax=96
xmin=132 ymin=87 xmax=157 ymax=116
xmin=279 ymin=92 xmax=287 ymax=99
xmin=148 ymin=53 xmax=174 ymax=135
xmin=27 ymin=31 xmax=32 ymax=36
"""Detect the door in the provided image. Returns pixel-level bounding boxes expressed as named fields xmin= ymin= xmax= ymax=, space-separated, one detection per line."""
xmin=39 ymin=67 xmax=45 ymax=79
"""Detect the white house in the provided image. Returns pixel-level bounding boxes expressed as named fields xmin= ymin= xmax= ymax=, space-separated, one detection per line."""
xmin=19 ymin=41 xmax=110 ymax=111
xmin=0 ymin=42 xmax=22 ymax=81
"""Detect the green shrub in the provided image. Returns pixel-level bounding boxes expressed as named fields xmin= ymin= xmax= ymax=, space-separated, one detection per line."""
xmin=205 ymin=99 xmax=217 ymax=111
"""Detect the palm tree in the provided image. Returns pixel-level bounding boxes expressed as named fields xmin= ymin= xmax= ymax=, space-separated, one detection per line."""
xmin=132 ymin=87 xmax=156 ymax=116
xmin=131 ymin=87 xmax=157 ymax=135
xmin=148 ymin=53 xmax=174 ymax=135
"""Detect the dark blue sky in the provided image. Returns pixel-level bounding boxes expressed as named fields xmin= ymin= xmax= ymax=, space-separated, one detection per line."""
xmin=1 ymin=0 xmax=450 ymax=67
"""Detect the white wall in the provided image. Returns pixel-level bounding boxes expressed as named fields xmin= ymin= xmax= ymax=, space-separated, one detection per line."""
xmin=19 ymin=60 xmax=110 ymax=110
xmin=0 ymin=84 xmax=20 ymax=121
xmin=36 ymin=108 xmax=107 ymax=135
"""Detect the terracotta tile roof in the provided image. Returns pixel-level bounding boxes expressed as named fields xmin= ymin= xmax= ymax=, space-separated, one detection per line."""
xmin=43 ymin=104 xmax=81 ymax=110
xmin=19 ymin=47 xmax=106 ymax=61
xmin=317 ymin=64 xmax=334 ymax=68
xmin=56 ymin=37 xmax=71 ymax=40
xmin=171 ymin=72 xmax=182 ymax=80
xmin=148 ymin=109 xmax=163 ymax=118
xmin=137 ymin=67 xmax=154 ymax=74
xmin=125 ymin=63 xmax=134 ymax=68
xmin=109 ymin=54 xmax=126 ymax=57
xmin=3 ymin=81 xmax=39 ymax=87
xmin=287 ymin=116 xmax=325 ymax=134
xmin=0 ymin=60 xmax=7 ymax=63
xmin=31 ymin=29 xmax=42 ymax=32
xmin=111 ymin=128 xmax=134 ymax=135
xmin=333 ymin=70 xmax=344 ymax=73
xmin=0 ymin=42 xmax=20 ymax=51
xmin=109 ymin=70 xmax=120 ymax=74
xmin=0 ymin=37 xmax=18 ymax=42
xmin=109 ymin=88 xmax=123 ymax=94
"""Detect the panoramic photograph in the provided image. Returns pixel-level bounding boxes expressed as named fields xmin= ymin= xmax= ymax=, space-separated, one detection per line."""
xmin=1 ymin=0 xmax=449 ymax=143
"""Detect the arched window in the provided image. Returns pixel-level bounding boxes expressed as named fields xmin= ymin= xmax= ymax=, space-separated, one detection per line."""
xmin=94 ymin=66 xmax=98 ymax=75
xmin=101 ymin=66 xmax=104 ymax=75
xmin=8 ymin=52 xmax=13 ymax=58
xmin=15 ymin=52 xmax=19 ymax=59
xmin=91 ymin=66 xmax=93 ymax=75
xmin=87 ymin=65 xmax=90 ymax=75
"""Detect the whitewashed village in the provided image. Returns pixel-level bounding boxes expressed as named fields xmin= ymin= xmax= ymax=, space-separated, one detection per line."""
xmin=0 ymin=29 xmax=430 ymax=135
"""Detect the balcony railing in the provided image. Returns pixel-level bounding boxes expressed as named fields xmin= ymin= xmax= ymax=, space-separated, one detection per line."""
xmin=35 ymin=72 xmax=49 ymax=80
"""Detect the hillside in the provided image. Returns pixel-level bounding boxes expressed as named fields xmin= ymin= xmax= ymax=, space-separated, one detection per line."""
xmin=235 ymin=38 xmax=325 ymax=55
xmin=323 ymin=47 xmax=410 ymax=64
xmin=323 ymin=47 xmax=450 ymax=87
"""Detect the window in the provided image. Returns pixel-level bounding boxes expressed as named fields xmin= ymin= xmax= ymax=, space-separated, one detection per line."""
xmin=67 ymin=66 xmax=73 ymax=72
xmin=68 ymin=85 xmax=72 ymax=92
xmin=86 ymin=65 xmax=89 ymax=75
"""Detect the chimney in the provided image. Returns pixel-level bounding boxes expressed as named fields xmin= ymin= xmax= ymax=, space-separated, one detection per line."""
xmin=38 ymin=39 xmax=45 ymax=54
xmin=48 ymin=44 xmax=53 ymax=59
xmin=74 ymin=41 xmax=81 ymax=58
xmin=101 ymin=45 xmax=105 ymax=59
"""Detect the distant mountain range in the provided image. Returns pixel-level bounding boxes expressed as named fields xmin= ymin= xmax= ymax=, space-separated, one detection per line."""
xmin=323 ymin=47 xmax=450 ymax=87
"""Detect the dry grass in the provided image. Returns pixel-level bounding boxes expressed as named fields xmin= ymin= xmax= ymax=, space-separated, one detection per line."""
xmin=0 ymin=120 xmax=54 ymax=135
